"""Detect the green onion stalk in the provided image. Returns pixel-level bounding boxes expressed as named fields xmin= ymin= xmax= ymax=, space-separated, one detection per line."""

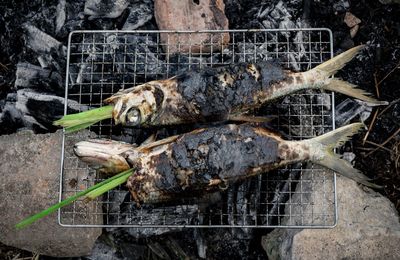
xmin=15 ymin=169 xmax=133 ymax=229
xmin=53 ymin=105 xmax=114 ymax=133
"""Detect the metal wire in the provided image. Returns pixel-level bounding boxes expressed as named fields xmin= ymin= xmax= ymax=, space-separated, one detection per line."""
xmin=59 ymin=29 xmax=336 ymax=228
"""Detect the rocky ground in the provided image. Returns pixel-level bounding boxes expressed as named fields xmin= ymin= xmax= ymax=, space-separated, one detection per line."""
xmin=0 ymin=0 xmax=399 ymax=259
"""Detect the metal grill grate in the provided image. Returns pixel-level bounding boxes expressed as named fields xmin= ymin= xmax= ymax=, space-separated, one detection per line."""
xmin=59 ymin=29 xmax=336 ymax=228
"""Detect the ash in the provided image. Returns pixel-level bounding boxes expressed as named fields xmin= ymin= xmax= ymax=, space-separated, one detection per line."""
xmin=1 ymin=0 xmax=399 ymax=259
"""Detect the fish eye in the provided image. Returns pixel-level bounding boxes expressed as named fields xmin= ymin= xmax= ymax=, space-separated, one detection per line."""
xmin=125 ymin=108 xmax=141 ymax=126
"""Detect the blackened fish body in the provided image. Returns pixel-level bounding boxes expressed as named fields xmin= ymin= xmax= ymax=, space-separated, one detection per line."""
xmin=74 ymin=123 xmax=377 ymax=204
xmin=106 ymin=45 xmax=385 ymax=127
xmin=174 ymin=62 xmax=286 ymax=121
xmin=128 ymin=124 xmax=282 ymax=203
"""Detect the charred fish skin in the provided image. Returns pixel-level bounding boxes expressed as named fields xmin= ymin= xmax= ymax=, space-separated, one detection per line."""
xmin=173 ymin=62 xmax=287 ymax=121
xmin=127 ymin=124 xmax=286 ymax=203
xmin=74 ymin=123 xmax=378 ymax=204
xmin=107 ymin=62 xmax=291 ymax=126
xmin=105 ymin=45 xmax=386 ymax=128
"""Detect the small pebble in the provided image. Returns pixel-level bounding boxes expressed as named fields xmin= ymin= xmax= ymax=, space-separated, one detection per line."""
xmin=344 ymin=12 xmax=361 ymax=28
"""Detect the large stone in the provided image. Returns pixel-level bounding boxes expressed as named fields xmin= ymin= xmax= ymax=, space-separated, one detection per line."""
xmin=0 ymin=130 xmax=102 ymax=257
xmin=154 ymin=0 xmax=230 ymax=54
xmin=262 ymin=171 xmax=400 ymax=259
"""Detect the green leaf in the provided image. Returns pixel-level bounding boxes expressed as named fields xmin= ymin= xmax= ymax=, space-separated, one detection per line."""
xmin=54 ymin=105 xmax=114 ymax=133
xmin=15 ymin=169 xmax=133 ymax=229
xmin=85 ymin=171 xmax=132 ymax=200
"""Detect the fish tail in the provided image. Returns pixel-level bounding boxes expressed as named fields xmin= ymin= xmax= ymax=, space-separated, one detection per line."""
xmin=313 ymin=45 xmax=365 ymax=77
xmin=310 ymin=45 xmax=387 ymax=105
xmin=323 ymin=79 xmax=388 ymax=105
xmin=308 ymin=123 xmax=381 ymax=188
xmin=53 ymin=105 xmax=114 ymax=133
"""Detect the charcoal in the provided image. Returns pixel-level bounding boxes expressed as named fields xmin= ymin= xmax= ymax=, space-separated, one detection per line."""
xmin=260 ymin=1 xmax=296 ymax=32
xmin=55 ymin=0 xmax=66 ymax=34
xmin=14 ymin=62 xmax=63 ymax=94
xmin=23 ymin=23 xmax=67 ymax=73
xmin=333 ymin=0 xmax=350 ymax=13
xmin=122 ymin=2 xmax=153 ymax=30
xmin=71 ymin=34 xmax=166 ymax=85
xmin=23 ymin=23 xmax=66 ymax=56
xmin=147 ymin=241 xmax=171 ymax=259
xmin=166 ymin=52 xmax=229 ymax=75
xmin=0 ymin=89 xmax=90 ymax=133
xmin=84 ymin=0 xmax=129 ymax=19
xmin=56 ymin=1 xmax=87 ymax=38
xmin=163 ymin=238 xmax=190 ymax=260
xmin=194 ymin=229 xmax=207 ymax=259
xmin=87 ymin=239 xmax=123 ymax=260
xmin=0 ymin=102 xmax=25 ymax=135
xmin=335 ymin=98 xmax=373 ymax=127
xmin=105 ymin=190 xmax=199 ymax=237
xmin=266 ymin=165 xmax=302 ymax=225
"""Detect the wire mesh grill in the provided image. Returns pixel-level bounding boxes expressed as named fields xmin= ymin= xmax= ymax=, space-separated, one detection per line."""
xmin=60 ymin=29 xmax=336 ymax=228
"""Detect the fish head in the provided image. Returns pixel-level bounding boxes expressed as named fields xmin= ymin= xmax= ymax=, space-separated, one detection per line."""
xmin=107 ymin=83 xmax=164 ymax=126
xmin=73 ymin=139 xmax=137 ymax=175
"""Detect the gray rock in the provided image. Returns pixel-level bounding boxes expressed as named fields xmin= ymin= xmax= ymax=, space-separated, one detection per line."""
xmin=0 ymin=130 xmax=102 ymax=257
xmin=262 ymin=170 xmax=400 ymax=259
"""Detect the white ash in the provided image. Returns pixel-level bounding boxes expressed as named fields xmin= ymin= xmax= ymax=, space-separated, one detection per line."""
xmin=342 ymin=152 xmax=356 ymax=164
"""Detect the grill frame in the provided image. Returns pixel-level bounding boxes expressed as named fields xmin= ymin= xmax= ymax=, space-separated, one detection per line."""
xmin=58 ymin=28 xmax=337 ymax=228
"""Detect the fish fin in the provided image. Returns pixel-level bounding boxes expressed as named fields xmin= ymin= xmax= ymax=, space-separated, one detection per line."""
xmin=104 ymin=86 xmax=137 ymax=104
xmin=313 ymin=45 xmax=365 ymax=77
xmin=138 ymin=134 xmax=180 ymax=152
xmin=140 ymin=133 xmax=157 ymax=146
xmin=310 ymin=123 xmax=382 ymax=189
xmin=323 ymin=79 xmax=388 ymax=105
xmin=228 ymin=114 xmax=276 ymax=123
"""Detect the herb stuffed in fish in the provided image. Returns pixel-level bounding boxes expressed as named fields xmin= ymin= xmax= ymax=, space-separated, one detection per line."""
xmin=74 ymin=123 xmax=379 ymax=204
xmin=55 ymin=45 xmax=387 ymax=132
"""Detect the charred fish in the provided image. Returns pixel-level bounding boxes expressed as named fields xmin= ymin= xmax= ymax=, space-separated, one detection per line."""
xmin=55 ymin=45 xmax=387 ymax=132
xmin=74 ymin=123 xmax=378 ymax=204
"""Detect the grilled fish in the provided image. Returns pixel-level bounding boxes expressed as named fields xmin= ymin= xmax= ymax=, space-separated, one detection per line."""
xmin=55 ymin=45 xmax=387 ymax=132
xmin=74 ymin=123 xmax=379 ymax=204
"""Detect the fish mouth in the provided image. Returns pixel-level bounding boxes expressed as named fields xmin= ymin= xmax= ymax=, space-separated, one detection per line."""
xmin=73 ymin=140 xmax=133 ymax=175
